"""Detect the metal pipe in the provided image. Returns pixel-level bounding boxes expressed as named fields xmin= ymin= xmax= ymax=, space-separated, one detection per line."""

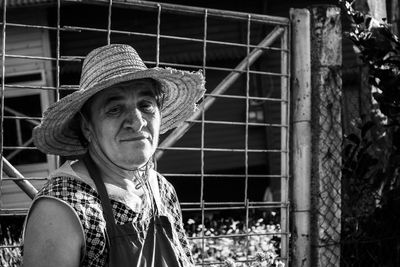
xmin=2 ymin=157 xmax=38 ymax=199
xmin=161 ymin=173 xmax=283 ymax=178
xmin=199 ymin=11 xmax=207 ymax=266
xmin=69 ymin=0 xmax=290 ymax=25
xmin=107 ymin=0 xmax=112 ymax=45
xmin=244 ymin=16 xmax=251 ymax=264
xmin=3 ymin=177 xmax=48 ymax=181
xmin=1 ymin=52 xmax=288 ymax=76
xmin=4 ymin=106 xmax=40 ymax=126
xmin=1 ymin=0 xmax=7 ymax=204
xmin=155 ymin=26 xmax=285 ymax=160
xmin=1 ymin=22 xmax=287 ymax=52
xmin=280 ymin=20 xmax=290 ymax=266
xmin=6 ymin=137 xmax=34 ymax=161
xmin=291 ymin=8 xmax=312 ymax=267
xmin=181 ymin=201 xmax=285 ymax=206
xmin=156 ymin=4 xmax=161 ymax=67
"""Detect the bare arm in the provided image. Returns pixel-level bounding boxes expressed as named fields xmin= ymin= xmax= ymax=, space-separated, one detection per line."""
xmin=22 ymin=198 xmax=84 ymax=267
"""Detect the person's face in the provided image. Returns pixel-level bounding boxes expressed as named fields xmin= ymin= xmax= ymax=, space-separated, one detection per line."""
xmin=83 ymin=79 xmax=161 ymax=170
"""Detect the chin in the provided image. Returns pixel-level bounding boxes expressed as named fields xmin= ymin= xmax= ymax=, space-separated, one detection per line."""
xmin=122 ymin=157 xmax=151 ymax=170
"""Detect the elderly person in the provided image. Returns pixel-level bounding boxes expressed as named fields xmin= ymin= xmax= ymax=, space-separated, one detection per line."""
xmin=22 ymin=44 xmax=205 ymax=267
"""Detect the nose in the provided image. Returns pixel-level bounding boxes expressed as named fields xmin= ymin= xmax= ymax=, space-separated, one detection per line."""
xmin=124 ymin=108 xmax=147 ymax=131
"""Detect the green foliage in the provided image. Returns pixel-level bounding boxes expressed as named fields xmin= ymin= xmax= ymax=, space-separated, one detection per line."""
xmin=339 ymin=0 xmax=400 ymax=265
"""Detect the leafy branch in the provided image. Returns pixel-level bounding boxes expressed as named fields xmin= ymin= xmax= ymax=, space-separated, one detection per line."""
xmin=339 ymin=2 xmax=400 ymax=263
xmin=339 ymin=0 xmax=400 ymax=211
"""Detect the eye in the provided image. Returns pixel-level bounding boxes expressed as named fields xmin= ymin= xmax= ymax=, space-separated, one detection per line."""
xmin=140 ymin=100 xmax=157 ymax=113
xmin=106 ymin=105 xmax=122 ymax=116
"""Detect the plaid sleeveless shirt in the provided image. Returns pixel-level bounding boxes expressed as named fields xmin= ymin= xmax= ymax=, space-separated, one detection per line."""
xmin=27 ymin=162 xmax=193 ymax=267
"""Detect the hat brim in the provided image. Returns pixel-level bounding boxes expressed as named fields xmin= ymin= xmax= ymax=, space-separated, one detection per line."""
xmin=33 ymin=67 xmax=205 ymax=156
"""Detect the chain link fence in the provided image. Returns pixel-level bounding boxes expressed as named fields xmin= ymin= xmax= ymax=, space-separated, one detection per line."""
xmin=311 ymin=67 xmax=342 ymax=267
xmin=312 ymin=32 xmax=397 ymax=267
xmin=308 ymin=6 xmax=342 ymax=267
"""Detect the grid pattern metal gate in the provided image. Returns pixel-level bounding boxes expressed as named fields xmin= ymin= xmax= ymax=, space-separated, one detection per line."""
xmin=0 ymin=0 xmax=290 ymax=266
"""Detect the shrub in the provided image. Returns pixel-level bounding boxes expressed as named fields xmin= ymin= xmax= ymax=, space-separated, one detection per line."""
xmin=185 ymin=212 xmax=285 ymax=266
xmin=339 ymin=0 xmax=400 ymax=265
xmin=0 ymin=226 xmax=22 ymax=267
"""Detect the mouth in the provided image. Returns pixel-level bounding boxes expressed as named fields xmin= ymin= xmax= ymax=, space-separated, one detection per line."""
xmin=119 ymin=133 xmax=151 ymax=142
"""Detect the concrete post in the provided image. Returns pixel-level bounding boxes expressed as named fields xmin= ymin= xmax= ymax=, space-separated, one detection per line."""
xmin=310 ymin=5 xmax=342 ymax=267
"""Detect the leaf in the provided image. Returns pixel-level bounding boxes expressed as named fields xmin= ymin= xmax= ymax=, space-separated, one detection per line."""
xmin=361 ymin=121 xmax=375 ymax=138
xmin=346 ymin=133 xmax=361 ymax=145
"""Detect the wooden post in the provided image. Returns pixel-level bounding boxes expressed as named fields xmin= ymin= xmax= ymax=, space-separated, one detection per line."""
xmin=391 ymin=0 xmax=399 ymax=35
xmin=355 ymin=0 xmax=389 ymax=123
xmin=367 ymin=0 xmax=388 ymax=116
xmin=367 ymin=0 xmax=387 ymax=21
xmin=290 ymin=8 xmax=312 ymax=267
xmin=353 ymin=0 xmax=372 ymax=123
xmin=310 ymin=5 xmax=342 ymax=267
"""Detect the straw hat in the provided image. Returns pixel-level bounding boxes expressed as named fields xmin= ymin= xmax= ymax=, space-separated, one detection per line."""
xmin=33 ymin=44 xmax=206 ymax=156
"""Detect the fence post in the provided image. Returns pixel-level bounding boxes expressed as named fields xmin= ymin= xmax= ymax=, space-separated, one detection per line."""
xmin=391 ymin=0 xmax=399 ymax=35
xmin=309 ymin=5 xmax=342 ymax=267
xmin=290 ymin=8 xmax=312 ymax=267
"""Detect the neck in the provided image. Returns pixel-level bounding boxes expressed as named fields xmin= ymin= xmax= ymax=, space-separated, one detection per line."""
xmin=87 ymin=141 xmax=149 ymax=189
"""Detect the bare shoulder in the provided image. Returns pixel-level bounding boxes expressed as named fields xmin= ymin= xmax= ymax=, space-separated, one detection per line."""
xmin=23 ymin=198 xmax=84 ymax=267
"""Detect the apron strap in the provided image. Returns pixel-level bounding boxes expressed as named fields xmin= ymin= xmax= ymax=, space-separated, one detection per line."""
xmin=82 ymin=154 xmax=117 ymax=240
xmin=148 ymin=170 xmax=163 ymax=214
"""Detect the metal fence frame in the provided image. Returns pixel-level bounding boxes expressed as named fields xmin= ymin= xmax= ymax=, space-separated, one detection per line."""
xmin=0 ymin=0 xmax=291 ymax=266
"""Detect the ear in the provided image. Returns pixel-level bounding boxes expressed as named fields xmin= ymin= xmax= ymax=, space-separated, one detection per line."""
xmin=79 ymin=114 xmax=92 ymax=142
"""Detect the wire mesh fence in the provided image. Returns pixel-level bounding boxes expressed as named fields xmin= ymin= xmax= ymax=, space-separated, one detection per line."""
xmin=307 ymin=6 xmax=342 ymax=266
xmin=311 ymin=77 xmax=342 ymax=266
xmin=311 ymin=66 xmax=342 ymax=267
xmin=0 ymin=1 xmax=290 ymax=266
